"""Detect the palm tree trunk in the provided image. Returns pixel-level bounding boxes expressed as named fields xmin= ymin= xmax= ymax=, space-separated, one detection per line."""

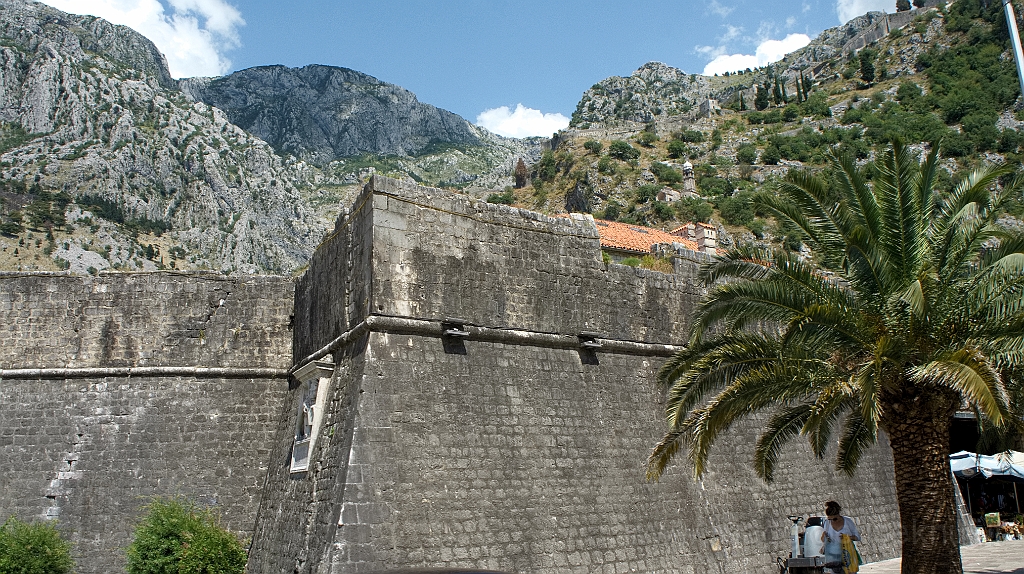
xmin=883 ymin=390 xmax=963 ymax=574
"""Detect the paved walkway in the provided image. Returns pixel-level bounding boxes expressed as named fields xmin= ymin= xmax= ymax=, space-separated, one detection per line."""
xmin=859 ymin=540 xmax=1024 ymax=573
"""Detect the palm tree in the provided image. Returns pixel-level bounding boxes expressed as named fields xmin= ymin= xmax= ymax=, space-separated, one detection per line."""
xmin=647 ymin=141 xmax=1024 ymax=574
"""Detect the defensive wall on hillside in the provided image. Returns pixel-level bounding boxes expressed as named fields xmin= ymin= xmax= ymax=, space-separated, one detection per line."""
xmin=246 ymin=176 xmax=904 ymax=574
xmin=0 ymin=273 xmax=294 ymax=573
xmin=0 ymin=176 xmax=911 ymax=573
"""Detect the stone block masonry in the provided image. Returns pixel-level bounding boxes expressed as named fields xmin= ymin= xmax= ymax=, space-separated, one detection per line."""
xmin=247 ymin=176 xmax=903 ymax=574
xmin=0 ymin=272 xmax=294 ymax=574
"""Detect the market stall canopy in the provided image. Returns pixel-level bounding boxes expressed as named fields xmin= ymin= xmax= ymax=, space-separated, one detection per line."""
xmin=950 ymin=451 xmax=1024 ymax=481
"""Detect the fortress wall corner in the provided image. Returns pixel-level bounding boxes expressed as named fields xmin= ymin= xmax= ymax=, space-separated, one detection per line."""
xmin=253 ymin=177 xmax=903 ymax=574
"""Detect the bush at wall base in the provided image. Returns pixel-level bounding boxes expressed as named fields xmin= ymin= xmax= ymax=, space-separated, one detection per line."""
xmin=125 ymin=499 xmax=246 ymax=574
xmin=0 ymin=517 xmax=74 ymax=574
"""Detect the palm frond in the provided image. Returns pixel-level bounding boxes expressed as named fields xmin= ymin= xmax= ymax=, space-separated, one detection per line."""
xmin=646 ymin=426 xmax=688 ymax=481
xmin=755 ymin=404 xmax=814 ymax=482
xmin=805 ymin=385 xmax=858 ymax=458
xmin=836 ymin=410 xmax=878 ymax=476
xmin=910 ymin=349 xmax=1007 ymax=424
xmin=682 ymin=363 xmax=816 ymax=477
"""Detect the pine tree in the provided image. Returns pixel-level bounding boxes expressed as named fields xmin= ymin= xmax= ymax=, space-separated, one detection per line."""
xmin=897 ymin=0 xmax=911 ymax=11
xmin=739 ymin=92 xmax=747 ymax=111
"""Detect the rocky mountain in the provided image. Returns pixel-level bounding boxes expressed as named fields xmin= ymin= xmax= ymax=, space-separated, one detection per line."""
xmin=570 ymin=62 xmax=714 ymax=127
xmin=529 ymin=0 xmax=1024 ymax=257
xmin=0 ymin=0 xmax=540 ymax=276
xmin=569 ymin=8 xmax=943 ymax=130
xmin=180 ymin=65 xmax=482 ymax=164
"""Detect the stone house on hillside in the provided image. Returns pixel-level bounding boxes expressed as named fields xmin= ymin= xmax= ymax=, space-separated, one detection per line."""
xmin=671 ymin=221 xmax=718 ymax=255
xmin=595 ymin=218 xmax=717 ymax=261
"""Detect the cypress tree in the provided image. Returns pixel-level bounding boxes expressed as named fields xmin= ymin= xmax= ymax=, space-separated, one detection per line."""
xmin=755 ymin=84 xmax=770 ymax=111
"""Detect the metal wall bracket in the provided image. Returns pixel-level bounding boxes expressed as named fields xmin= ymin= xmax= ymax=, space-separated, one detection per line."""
xmin=578 ymin=331 xmax=603 ymax=349
xmin=442 ymin=317 xmax=470 ymax=338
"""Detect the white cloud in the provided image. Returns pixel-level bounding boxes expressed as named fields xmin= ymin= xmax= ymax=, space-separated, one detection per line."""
xmin=476 ymin=104 xmax=569 ymax=139
xmin=836 ymin=0 xmax=896 ymax=23
xmin=720 ymin=25 xmax=743 ymax=43
xmin=39 ymin=0 xmax=243 ymax=78
xmin=707 ymin=0 xmax=735 ymax=18
xmin=701 ymin=33 xmax=811 ymax=76
xmin=695 ymin=44 xmax=728 ymax=59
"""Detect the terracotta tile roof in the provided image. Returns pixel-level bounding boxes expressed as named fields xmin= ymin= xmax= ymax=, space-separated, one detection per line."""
xmin=669 ymin=222 xmax=717 ymax=235
xmin=594 ymin=219 xmax=698 ymax=254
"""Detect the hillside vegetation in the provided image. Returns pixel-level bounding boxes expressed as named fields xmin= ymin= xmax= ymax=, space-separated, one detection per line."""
xmin=510 ymin=0 xmax=1024 ymax=253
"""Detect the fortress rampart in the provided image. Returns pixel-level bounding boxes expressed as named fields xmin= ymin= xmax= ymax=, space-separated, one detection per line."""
xmin=0 ymin=273 xmax=293 ymax=573
xmin=1 ymin=177 xmax=905 ymax=573
xmin=247 ymin=176 xmax=903 ymax=574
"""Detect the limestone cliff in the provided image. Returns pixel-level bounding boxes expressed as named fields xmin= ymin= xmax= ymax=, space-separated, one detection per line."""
xmin=0 ymin=0 xmax=339 ymax=274
xmin=0 ymin=0 xmax=540 ymax=275
xmin=180 ymin=65 xmax=482 ymax=164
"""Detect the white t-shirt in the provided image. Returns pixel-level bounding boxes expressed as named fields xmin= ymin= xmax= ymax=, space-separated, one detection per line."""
xmin=823 ymin=516 xmax=860 ymax=560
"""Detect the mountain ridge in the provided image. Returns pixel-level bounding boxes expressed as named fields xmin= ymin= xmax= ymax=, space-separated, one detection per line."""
xmin=179 ymin=63 xmax=484 ymax=164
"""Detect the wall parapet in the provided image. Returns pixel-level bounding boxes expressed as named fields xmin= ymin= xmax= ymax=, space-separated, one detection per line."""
xmin=1 ymin=366 xmax=289 ymax=379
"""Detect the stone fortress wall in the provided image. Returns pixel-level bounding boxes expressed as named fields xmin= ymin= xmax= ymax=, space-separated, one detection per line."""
xmin=0 ymin=176 xmax=907 ymax=573
xmin=247 ymin=176 xmax=903 ymax=574
xmin=0 ymin=273 xmax=294 ymax=573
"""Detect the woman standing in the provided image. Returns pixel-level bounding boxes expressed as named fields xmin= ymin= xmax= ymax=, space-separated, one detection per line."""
xmin=822 ymin=500 xmax=861 ymax=573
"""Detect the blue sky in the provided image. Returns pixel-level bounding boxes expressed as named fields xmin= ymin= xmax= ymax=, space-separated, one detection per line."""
xmin=40 ymin=0 xmax=901 ymax=137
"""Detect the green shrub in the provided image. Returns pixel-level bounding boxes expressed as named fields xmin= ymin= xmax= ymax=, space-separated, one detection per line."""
xmin=633 ymin=184 xmax=661 ymax=204
xmin=597 ymin=156 xmax=616 ymax=174
xmin=761 ymin=145 xmax=782 ymax=165
xmin=0 ymin=517 xmax=74 ymax=574
xmin=582 ymin=140 xmax=603 ymax=154
xmin=800 ymin=92 xmax=832 ymax=118
xmin=736 ymin=144 xmax=757 ymax=165
xmin=674 ymin=197 xmax=714 ymax=223
xmin=126 ymin=499 xmax=246 ymax=574
xmin=620 ymin=257 xmax=642 ymax=267
xmin=650 ymin=162 xmax=683 ymax=184
xmin=599 ymin=200 xmax=622 ymax=221
xmin=666 ymin=140 xmax=688 ymax=159
xmin=718 ymin=190 xmax=756 ymax=226
xmin=651 ymin=200 xmax=674 ymax=221
xmin=636 ymin=131 xmax=658 ymax=147
xmin=673 ymin=129 xmax=705 ymax=143
xmin=486 ymin=190 xmax=515 ymax=204
xmin=608 ymin=140 xmax=640 ymax=162
xmin=698 ymin=175 xmax=734 ymax=197
xmin=536 ymin=150 xmax=557 ymax=181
